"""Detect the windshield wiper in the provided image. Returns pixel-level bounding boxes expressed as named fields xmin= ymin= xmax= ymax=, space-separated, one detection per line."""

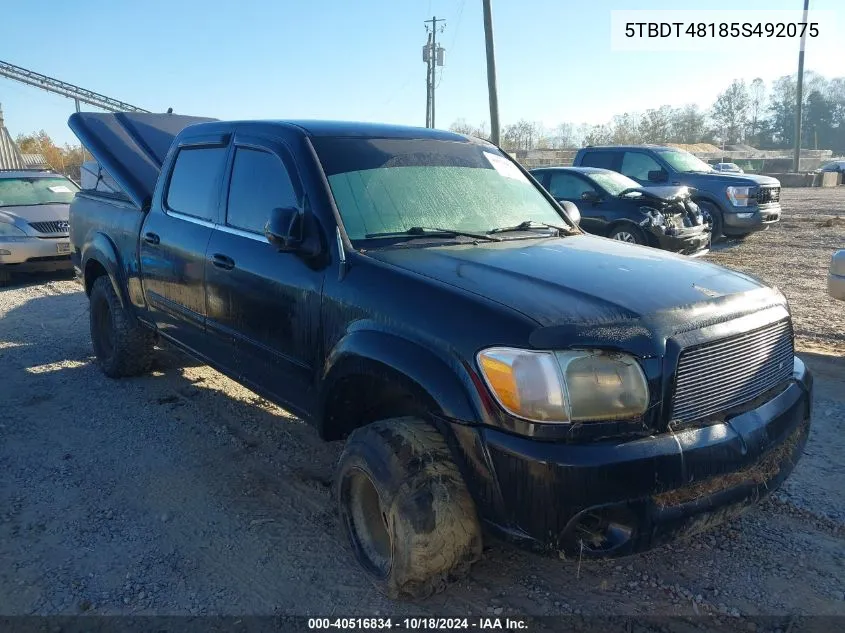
xmin=365 ymin=226 xmax=502 ymax=242
xmin=488 ymin=219 xmax=571 ymax=235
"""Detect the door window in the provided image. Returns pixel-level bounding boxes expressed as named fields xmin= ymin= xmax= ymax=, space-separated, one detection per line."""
xmin=166 ymin=147 xmax=228 ymax=220
xmin=226 ymin=148 xmax=298 ymax=234
xmin=547 ymin=172 xmax=596 ymax=199
xmin=579 ymin=151 xmax=618 ymax=170
xmin=620 ymin=152 xmax=663 ymax=181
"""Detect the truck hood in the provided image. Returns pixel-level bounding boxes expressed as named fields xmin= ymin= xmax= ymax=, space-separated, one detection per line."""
xmin=694 ymin=172 xmax=780 ymax=187
xmin=68 ymin=112 xmax=218 ymax=209
xmin=620 ymin=185 xmax=691 ymax=201
xmin=368 ymin=235 xmax=784 ymax=354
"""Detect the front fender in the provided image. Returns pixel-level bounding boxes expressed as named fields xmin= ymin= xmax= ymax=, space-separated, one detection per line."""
xmin=691 ymin=191 xmax=726 ymax=214
xmin=81 ymin=232 xmax=130 ymax=309
xmin=319 ymin=328 xmax=482 ymax=430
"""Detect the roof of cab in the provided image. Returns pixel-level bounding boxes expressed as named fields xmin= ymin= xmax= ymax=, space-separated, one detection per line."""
xmin=187 ymin=119 xmax=474 ymax=141
xmin=530 ymin=166 xmax=615 ymax=174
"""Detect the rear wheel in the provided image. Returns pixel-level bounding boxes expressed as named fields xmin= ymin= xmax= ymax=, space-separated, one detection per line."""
xmin=89 ymin=275 xmax=155 ymax=378
xmin=0 ymin=269 xmax=10 ymax=287
xmin=336 ymin=417 xmax=483 ymax=600
xmin=608 ymin=225 xmax=646 ymax=245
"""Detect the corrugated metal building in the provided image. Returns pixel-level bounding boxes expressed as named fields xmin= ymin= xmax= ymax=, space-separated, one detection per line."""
xmin=22 ymin=153 xmax=49 ymax=169
xmin=0 ymin=105 xmax=50 ymax=171
xmin=0 ymin=106 xmax=26 ymax=169
xmin=0 ymin=104 xmax=27 ymax=170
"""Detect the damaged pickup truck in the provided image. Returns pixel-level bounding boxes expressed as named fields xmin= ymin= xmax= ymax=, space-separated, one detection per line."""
xmin=530 ymin=166 xmax=711 ymax=255
xmin=68 ymin=112 xmax=812 ymax=600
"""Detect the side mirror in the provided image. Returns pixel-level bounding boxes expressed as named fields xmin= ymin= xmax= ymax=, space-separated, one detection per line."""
xmin=647 ymin=169 xmax=668 ymax=183
xmin=558 ymin=200 xmax=581 ymax=226
xmin=265 ymin=206 xmax=303 ymax=252
xmin=581 ymin=190 xmax=600 ymax=203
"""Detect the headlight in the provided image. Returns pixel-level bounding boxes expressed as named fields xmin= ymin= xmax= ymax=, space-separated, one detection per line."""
xmin=0 ymin=221 xmax=27 ymax=238
xmin=726 ymin=186 xmax=755 ymax=207
xmin=477 ymin=347 xmax=649 ymax=423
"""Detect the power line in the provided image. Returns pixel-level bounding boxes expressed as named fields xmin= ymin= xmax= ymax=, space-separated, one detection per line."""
xmin=423 ymin=16 xmax=446 ymax=128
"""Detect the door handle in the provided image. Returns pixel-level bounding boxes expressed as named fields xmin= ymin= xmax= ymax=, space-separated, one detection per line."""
xmin=211 ymin=253 xmax=235 ymax=270
xmin=144 ymin=232 xmax=160 ymax=245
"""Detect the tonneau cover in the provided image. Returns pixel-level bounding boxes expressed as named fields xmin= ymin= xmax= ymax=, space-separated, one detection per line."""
xmin=68 ymin=112 xmax=217 ymax=209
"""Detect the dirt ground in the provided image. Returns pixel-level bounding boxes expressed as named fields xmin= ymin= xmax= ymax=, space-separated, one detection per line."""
xmin=0 ymin=188 xmax=843 ymax=619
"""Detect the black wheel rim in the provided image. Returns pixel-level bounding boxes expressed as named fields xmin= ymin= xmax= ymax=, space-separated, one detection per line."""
xmin=91 ymin=295 xmax=115 ymax=361
xmin=341 ymin=468 xmax=392 ymax=578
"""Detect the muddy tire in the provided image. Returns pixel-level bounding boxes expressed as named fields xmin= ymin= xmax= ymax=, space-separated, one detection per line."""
xmin=89 ymin=275 xmax=155 ymax=378
xmin=336 ymin=417 xmax=482 ymax=600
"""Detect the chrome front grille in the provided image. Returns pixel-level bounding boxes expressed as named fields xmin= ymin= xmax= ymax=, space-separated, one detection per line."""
xmin=757 ymin=187 xmax=780 ymax=205
xmin=29 ymin=221 xmax=69 ymax=235
xmin=670 ymin=319 xmax=794 ymax=423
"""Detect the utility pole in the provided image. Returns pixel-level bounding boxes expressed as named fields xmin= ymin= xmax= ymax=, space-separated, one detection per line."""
xmin=423 ymin=16 xmax=445 ymax=128
xmin=482 ymin=0 xmax=500 ymax=145
xmin=793 ymin=0 xmax=810 ymax=172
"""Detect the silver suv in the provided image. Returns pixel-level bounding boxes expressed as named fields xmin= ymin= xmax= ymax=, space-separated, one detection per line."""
xmin=0 ymin=170 xmax=79 ymax=285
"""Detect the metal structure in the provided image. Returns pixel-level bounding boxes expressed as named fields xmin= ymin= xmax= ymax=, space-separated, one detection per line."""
xmin=0 ymin=59 xmax=149 ymax=113
xmin=482 ymin=0 xmax=500 ymax=145
xmin=793 ymin=0 xmax=811 ymax=172
xmin=423 ymin=16 xmax=445 ymax=128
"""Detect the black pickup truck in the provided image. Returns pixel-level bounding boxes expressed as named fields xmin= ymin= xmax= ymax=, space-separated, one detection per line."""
xmin=69 ymin=112 xmax=812 ymax=600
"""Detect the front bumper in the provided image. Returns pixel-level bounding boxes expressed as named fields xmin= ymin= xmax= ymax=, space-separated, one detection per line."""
xmin=722 ymin=205 xmax=781 ymax=235
xmin=473 ymin=357 xmax=812 ymax=557
xmin=649 ymin=226 xmax=710 ymax=256
xmin=0 ymin=236 xmax=72 ymax=272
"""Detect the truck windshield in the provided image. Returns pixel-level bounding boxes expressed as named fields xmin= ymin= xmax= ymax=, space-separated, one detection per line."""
xmin=0 ymin=176 xmax=79 ymax=207
xmin=312 ymin=137 xmax=571 ymax=241
xmin=655 ymin=149 xmax=713 ymax=173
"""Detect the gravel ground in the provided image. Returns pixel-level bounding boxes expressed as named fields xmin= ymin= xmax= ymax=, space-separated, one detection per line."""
xmin=1 ymin=188 xmax=843 ymax=618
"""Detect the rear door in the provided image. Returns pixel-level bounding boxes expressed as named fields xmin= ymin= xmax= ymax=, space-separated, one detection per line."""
xmin=140 ymin=133 xmax=230 ymax=354
xmin=578 ymin=150 xmax=620 ymax=171
xmin=204 ymin=133 xmax=322 ymax=417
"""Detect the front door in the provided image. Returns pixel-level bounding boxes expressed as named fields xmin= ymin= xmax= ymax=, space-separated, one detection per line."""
xmin=140 ymin=140 xmax=229 ymax=354
xmin=546 ymin=171 xmax=604 ymax=234
xmin=204 ymin=135 xmax=322 ymax=417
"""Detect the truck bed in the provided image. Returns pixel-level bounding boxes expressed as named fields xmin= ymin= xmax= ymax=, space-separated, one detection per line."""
xmin=69 ymin=191 xmax=145 ymax=287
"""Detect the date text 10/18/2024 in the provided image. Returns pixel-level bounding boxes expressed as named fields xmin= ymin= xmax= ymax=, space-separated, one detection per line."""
xmin=308 ymin=617 xmax=529 ymax=630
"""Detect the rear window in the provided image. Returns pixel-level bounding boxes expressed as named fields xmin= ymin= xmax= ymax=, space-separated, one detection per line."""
xmin=166 ymin=147 xmax=228 ymax=221
xmin=579 ymin=151 xmax=618 ymax=170
xmin=0 ymin=176 xmax=78 ymax=207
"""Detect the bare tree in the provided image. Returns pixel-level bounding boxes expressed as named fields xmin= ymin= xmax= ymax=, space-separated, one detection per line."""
xmin=550 ymin=123 xmax=577 ymax=149
xmin=747 ymin=78 xmax=766 ymax=145
xmin=449 ymin=119 xmax=489 ymax=139
xmin=638 ymin=106 xmax=672 ymax=143
xmin=670 ymin=104 xmax=707 ymax=143
xmin=711 ymin=80 xmax=750 ymax=144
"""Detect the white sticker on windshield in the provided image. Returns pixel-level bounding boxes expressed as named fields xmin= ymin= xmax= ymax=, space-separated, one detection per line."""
xmin=483 ymin=151 xmax=529 ymax=183
xmin=48 ymin=185 xmax=72 ymax=193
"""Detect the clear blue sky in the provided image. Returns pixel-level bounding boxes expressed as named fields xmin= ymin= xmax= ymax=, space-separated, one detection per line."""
xmin=1 ymin=0 xmax=842 ymax=146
